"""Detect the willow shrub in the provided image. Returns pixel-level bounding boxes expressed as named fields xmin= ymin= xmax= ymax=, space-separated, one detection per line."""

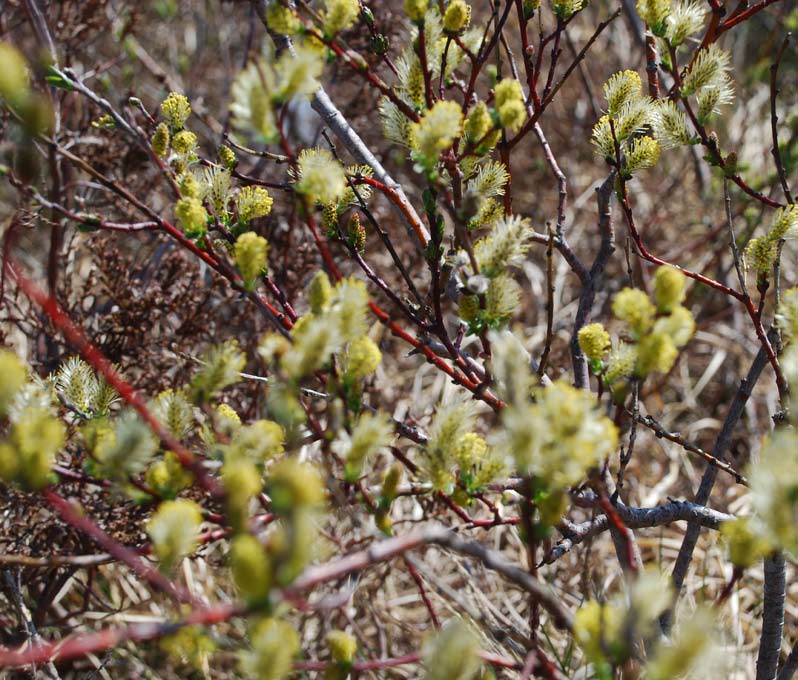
xmin=1 ymin=0 xmax=797 ymax=677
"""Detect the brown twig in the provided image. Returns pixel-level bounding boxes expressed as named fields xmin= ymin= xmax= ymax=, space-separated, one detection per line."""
xmin=769 ymin=34 xmax=794 ymax=204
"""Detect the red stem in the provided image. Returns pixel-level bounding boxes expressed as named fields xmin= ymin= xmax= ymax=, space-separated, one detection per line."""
xmin=0 ymin=602 xmax=242 ymax=669
xmin=404 ymin=557 xmax=441 ymax=628
xmin=44 ymin=490 xmax=195 ymax=605
xmin=357 ymin=176 xmax=430 ymax=246
xmin=5 ymin=258 xmax=223 ymax=496
xmin=717 ymin=0 xmax=783 ymax=33
xmin=617 ymin=183 xmax=788 ymax=398
xmin=302 ymin=209 xmax=506 ymax=410
xmin=597 ymin=494 xmax=639 ymax=573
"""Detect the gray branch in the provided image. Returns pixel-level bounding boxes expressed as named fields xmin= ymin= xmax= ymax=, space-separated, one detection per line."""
xmin=2 ymin=570 xmax=61 ymax=679
xmin=544 ymin=499 xmax=734 ymax=565
xmin=254 ymin=0 xmax=429 ymax=246
xmin=662 ymin=336 xmax=773 ymax=632
xmin=430 ymin=528 xmax=574 ymax=631
xmin=757 ymin=553 xmax=786 ymax=680
xmin=777 ymin=638 xmax=798 ymax=680
xmin=570 ymin=171 xmax=616 ymax=389
xmin=289 ymin=524 xmax=574 ymax=631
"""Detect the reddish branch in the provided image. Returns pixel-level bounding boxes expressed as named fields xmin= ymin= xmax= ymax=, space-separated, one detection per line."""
xmin=5 ymin=258 xmax=223 ymax=496
xmin=596 ymin=493 xmax=639 ymax=573
xmin=717 ymin=0 xmax=785 ymax=34
xmin=403 ymin=556 xmax=442 ymax=628
xmin=439 ymin=492 xmax=519 ymax=528
xmin=301 ymin=206 xmax=507 ymax=410
xmin=0 ymin=525 xmax=573 ymax=669
xmin=0 ymin=601 xmax=242 ymax=669
xmin=43 ymin=490 xmax=195 ymax=605
xmin=615 ymin=178 xmax=788 ymax=397
xmin=356 ymin=176 xmax=430 ymax=247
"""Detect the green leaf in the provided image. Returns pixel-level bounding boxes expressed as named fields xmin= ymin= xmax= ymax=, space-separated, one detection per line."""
xmin=422 ymin=188 xmax=436 ymax=216
xmin=77 ymin=214 xmax=102 ymax=233
xmin=44 ymin=66 xmax=74 ymax=91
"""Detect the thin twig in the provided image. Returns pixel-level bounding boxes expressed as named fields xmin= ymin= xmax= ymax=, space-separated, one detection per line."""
xmin=769 ymin=34 xmax=794 ymax=204
xmin=2 ymin=569 xmax=61 ymax=679
xmin=634 ymin=413 xmax=749 ymax=485
xmin=538 ymin=228 xmax=556 ymax=376
xmin=724 ymin=179 xmax=749 ymax=295
xmin=570 ymin=171 xmax=616 ymax=389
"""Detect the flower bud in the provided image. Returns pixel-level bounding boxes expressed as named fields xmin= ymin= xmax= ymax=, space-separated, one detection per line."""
xmin=230 ymin=534 xmax=272 ymax=602
xmin=171 ymin=129 xmax=197 ymax=154
xmin=147 ymin=499 xmax=203 ymax=572
xmin=464 ymin=101 xmax=492 ymax=145
xmin=268 ymin=459 xmax=325 ymax=513
xmin=175 ymin=197 xmax=208 ymax=238
xmin=443 ymin=1 xmax=471 ymax=33
xmin=410 ymin=100 xmax=464 ymax=172
xmin=0 ymin=409 xmax=64 ymax=490
xmin=344 ymin=336 xmax=382 ymax=379
xmin=0 ymin=350 xmax=26 ymax=415
xmin=375 ymin=511 xmax=393 ymax=535
xmin=348 ymin=212 xmax=366 ymax=252
xmin=239 ymin=618 xmax=299 ymax=679
xmin=382 ymin=464 xmax=403 ymax=502
xmin=637 ymin=0 xmax=671 ymax=35
xmin=160 ymin=92 xmax=191 ymax=129
xmin=653 ymin=265 xmax=687 ymax=312
xmin=612 ymin=287 xmax=656 ymax=336
xmin=404 ymin=0 xmax=429 ymax=22
xmin=337 ymin=410 xmax=392 ymax=481
xmin=266 ymin=4 xmax=300 ymax=34
xmin=308 ymin=271 xmax=333 ymax=314
xmin=326 ymin=630 xmax=357 ymax=664
xmin=323 ymin=0 xmax=360 ymax=35
xmin=218 ymin=144 xmax=237 ymax=170
xmin=493 ymin=79 xmax=526 ymax=133
xmin=223 ymin=458 xmax=261 ymax=532
xmin=179 ymin=173 xmax=200 ymax=198
xmin=653 ymin=305 xmax=695 ymax=348
xmin=236 ymin=185 xmax=273 ymax=222
xmin=745 ymin=236 xmax=777 ymax=274
xmin=322 ymin=202 xmax=339 ymax=232
xmin=146 ymin=451 xmax=192 ymax=498
xmin=0 ymin=42 xmax=29 ymax=104
xmin=636 ymin=332 xmax=678 ymax=376
xmin=234 ymin=231 xmax=270 ymax=290
xmin=624 ymin=135 xmax=660 ymax=175
xmin=577 ymin=323 xmax=611 ymax=362
xmin=423 ymin=621 xmax=481 ymax=680
xmin=151 ymin=122 xmax=170 ymax=157
xmin=295 ymin=148 xmax=347 ymax=205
